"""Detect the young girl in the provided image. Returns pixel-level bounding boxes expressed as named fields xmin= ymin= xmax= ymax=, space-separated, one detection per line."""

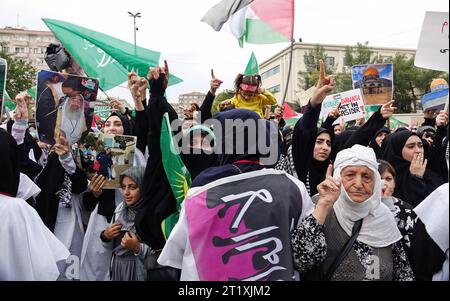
xmin=218 ymin=74 xmax=277 ymax=118
xmin=100 ymin=166 xmax=150 ymax=281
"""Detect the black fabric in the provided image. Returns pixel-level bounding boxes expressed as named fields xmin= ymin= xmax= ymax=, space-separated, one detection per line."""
xmin=7 ymin=120 xmax=43 ymax=179
xmin=408 ymin=219 xmax=446 ymax=281
xmin=0 ymin=129 xmax=20 ymax=197
xmin=380 ymin=130 xmax=446 ymax=206
xmin=290 ymin=103 xmax=331 ymax=196
xmin=199 ymin=91 xmax=215 ymax=123
xmin=136 ymin=74 xmax=179 ymax=250
xmin=180 ymin=152 xmax=218 ymax=180
xmin=82 ymin=186 xmax=116 ymax=222
xmin=35 ymin=153 xmax=87 ymax=231
xmin=369 ymin=127 xmax=390 ymax=159
xmin=214 ymin=109 xmax=262 ymax=165
xmin=425 ymin=125 xmax=449 ymax=182
xmin=192 ymin=108 xmax=271 ymax=188
xmin=331 ymin=110 xmax=387 ymax=161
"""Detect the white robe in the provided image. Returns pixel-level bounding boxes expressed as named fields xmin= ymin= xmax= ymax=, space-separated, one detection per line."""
xmin=79 ymin=148 xmax=146 ymax=281
xmin=0 ymin=194 xmax=70 ymax=281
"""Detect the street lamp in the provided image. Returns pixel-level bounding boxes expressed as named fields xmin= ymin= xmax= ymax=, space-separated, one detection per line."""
xmin=128 ymin=11 xmax=141 ymax=53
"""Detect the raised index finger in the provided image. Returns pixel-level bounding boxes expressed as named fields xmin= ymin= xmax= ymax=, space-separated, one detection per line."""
xmin=383 ymin=100 xmax=395 ymax=108
xmin=211 ymin=69 xmax=216 ymax=79
xmin=319 ymin=59 xmax=326 ymax=81
xmin=326 ymin=164 xmax=334 ymax=177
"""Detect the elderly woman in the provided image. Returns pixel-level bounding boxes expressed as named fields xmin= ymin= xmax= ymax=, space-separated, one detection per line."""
xmin=291 ymin=145 xmax=415 ymax=281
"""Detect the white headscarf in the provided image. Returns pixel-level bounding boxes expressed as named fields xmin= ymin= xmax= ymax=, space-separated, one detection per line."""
xmin=333 ymin=145 xmax=402 ymax=248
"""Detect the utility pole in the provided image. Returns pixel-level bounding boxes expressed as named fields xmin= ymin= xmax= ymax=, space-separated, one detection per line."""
xmin=127 ymin=12 xmax=141 ymax=54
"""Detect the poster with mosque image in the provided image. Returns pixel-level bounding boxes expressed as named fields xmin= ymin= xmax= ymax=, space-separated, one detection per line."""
xmin=351 ymin=64 xmax=394 ymax=105
xmin=35 ymin=70 xmax=99 ymax=146
xmin=75 ymin=132 xmax=137 ymax=189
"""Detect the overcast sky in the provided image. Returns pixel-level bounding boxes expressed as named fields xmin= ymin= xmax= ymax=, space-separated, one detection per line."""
xmin=1 ymin=0 xmax=448 ymax=102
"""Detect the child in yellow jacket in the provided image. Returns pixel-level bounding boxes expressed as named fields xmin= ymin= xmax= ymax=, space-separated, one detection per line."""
xmin=218 ymin=74 xmax=277 ymax=118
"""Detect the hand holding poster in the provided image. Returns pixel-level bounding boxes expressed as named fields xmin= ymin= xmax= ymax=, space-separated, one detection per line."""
xmin=352 ymin=64 xmax=394 ymax=105
xmin=321 ymin=89 xmax=365 ymax=123
xmin=36 ymin=70 xmax=99 ymax=146
xmin=75 ymin=132 xmax=137 ymax=189
xmin=415 ymin=11 xmax=449 ymax=72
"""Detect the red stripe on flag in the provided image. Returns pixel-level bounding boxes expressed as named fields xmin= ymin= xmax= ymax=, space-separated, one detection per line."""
xmin=283 ymin=102 xmax=298 ymax=119
xmin=250 ymin=0 xmax=294 ymax=40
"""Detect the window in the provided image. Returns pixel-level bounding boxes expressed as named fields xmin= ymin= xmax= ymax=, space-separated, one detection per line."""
xmin=0 ymin=35 xmax=11 ymax=41
xmin=14 ymin=35 xmax=28 ymax=41
xmin=261 ymin=65 xmax=280 ymax=80
xmin=2 ymin=46 xmax=10 ymax=53
xmin=268 ymin=85 xmax=281 ymax=94
xmin=14 ymin=47 xmax=25 ymax=53
xmin=325 ymin=56 xmax=335 ymax=67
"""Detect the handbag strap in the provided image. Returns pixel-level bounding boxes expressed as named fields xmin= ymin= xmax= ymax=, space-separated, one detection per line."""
xmin=324 ymin=219 xmax=363 ymax=281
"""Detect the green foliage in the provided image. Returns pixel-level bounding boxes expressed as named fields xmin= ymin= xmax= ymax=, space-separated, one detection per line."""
xmin=296 ymin=42 xmax=448 ymax=113
xmin=298 ymin=44 xmax=336 ymax=91
xmin=210 ymin=89 xmax=235 ymax=116
xmin=0 ymin=43 xmax=37 ymax=98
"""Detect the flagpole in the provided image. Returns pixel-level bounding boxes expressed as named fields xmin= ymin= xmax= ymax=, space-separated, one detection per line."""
xmin=281 ymin=0 xmax=295 ymax=105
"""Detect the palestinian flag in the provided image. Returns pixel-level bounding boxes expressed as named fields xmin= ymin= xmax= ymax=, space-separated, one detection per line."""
xmin=201 ymin=0 xmax=294 ymax=47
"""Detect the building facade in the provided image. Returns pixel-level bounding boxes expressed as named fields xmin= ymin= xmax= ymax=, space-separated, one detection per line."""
xmin=0 ymin=27 xmax=58 ymax=70
xmin=259 ymin=42 xmax=416 ymax=106
xmin=176 ymin=92 xmax=207 ymax=118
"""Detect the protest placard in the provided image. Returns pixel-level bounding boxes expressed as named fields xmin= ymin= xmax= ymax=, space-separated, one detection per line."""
xmin=35 ymin=70 xmax=99 ymax=145
xmin=415 ymin=11 xmax=449 ymax=72
xmin=75 ymin=132 xmax=137 ymax=189
xmin=352 ymin=64 xmax=393 ymax=105
xmin=421 ymin=78 xmax=449 ymax=112
xmin=321 ymin=89 xmax=365 ymax=123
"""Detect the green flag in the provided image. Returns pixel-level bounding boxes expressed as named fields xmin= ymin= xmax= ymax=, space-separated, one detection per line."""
xmin=244 ymin=52 xmax=259 ymax=75
xmin=160 ymin=113 xmax=192 ymax=239
xmin=42 ymin=19 xmax=182 ymax=91
xmin=27 ymin=86 xmax=36 ymax=99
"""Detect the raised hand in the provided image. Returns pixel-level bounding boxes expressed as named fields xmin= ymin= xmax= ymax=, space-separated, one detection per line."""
xmin=219 ymin=99 xmax=233 ymax=111
xmin=147 ymin=60 xmax=170 ymax=96
xmin=109 ymin=97 xmax=127 ymax=114
xmin=409 ymin=153 xmax=427 ymax=178
xmin=380 ymin=100 xmax=397 ymax=119
xmin=310 ymin=60 xmax=336 ymax=108
xmin=89 ymin=173 xmax=106 ymax=198
xmin=54 ymin=134 xmax=70 ymax=157
xmin=313 ymin=164 xmax=341 ymax=224
xmin=436 ymin=110 xmax=449 ymax=127
xmin=210 ymin=69 xmax=223 ymax=95
xmin=13 ymin=92 xmax=31 ymax=121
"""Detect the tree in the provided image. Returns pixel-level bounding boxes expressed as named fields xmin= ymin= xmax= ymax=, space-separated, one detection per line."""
xmin=0 ymin=42 xmax=37 ymax=98
xmin=383 ymin=54 xmax=448 ymax=112
xmin=297 ymin=44 xmax=336 ymax=91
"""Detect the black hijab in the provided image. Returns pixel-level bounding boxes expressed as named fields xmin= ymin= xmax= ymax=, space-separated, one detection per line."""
xmin=369 ymin=126 xmax=390 ymax=159
xmin=104 ymin=112 xmax=133 ymax=136
xmin=380 ymin=130 xmax=445 ymax=206
xmin=308 ymin=128 xmax=333 ymax=196
xmin=0 ymin=129 xmax=20 ymax=197
xmin=192 ymin=109 xmax=278 ymax=187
